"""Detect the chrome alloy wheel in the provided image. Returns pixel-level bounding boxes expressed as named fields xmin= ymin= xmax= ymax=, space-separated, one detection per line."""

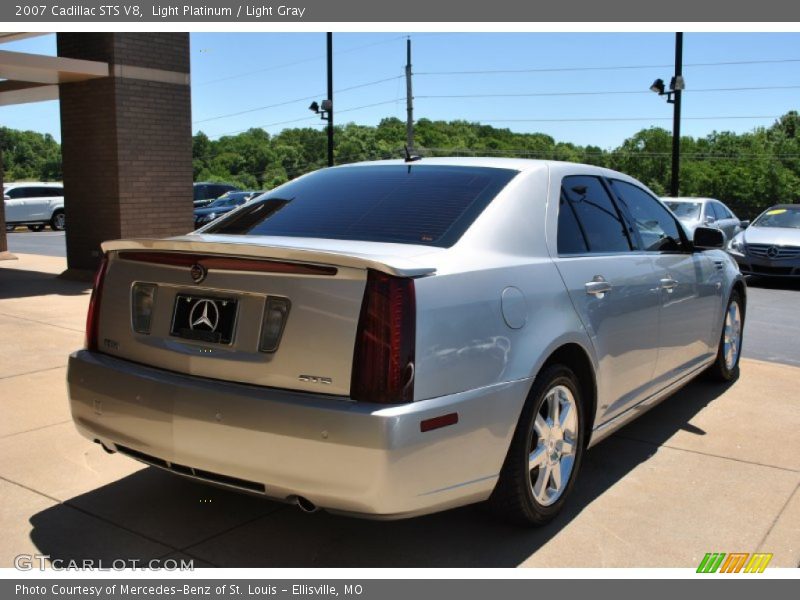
xmin=528 ymin=384 xmax=579 ymax=506
xmin=53 ymin=212 xmax=66 ymax=230
xmin=723 ymin=301 xmax=742 ymax=371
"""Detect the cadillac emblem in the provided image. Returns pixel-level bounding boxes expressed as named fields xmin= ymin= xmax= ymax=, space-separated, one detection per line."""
xmin=190 ymin=263 xmax=207 ymax=284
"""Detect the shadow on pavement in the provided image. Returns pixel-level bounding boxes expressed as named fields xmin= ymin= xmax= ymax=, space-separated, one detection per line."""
xmin=745 ymin=275 xmax=800 ymax=292
xmin=0 ymin=267 xmax=90 ymax=299
xmin=28 ymin=376 xmax=734 ymax=567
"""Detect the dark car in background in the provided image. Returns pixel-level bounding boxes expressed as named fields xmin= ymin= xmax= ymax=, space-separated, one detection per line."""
xmin=193 ymin=182 xmax=240 ymax=208
xmin=193 ymin=191 xmax=263 ymax=228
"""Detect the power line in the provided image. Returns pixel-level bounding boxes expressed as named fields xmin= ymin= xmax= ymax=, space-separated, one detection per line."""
xmin=421 ymin=147 xmax=800 ymax=160
xmin=208 ymin=97 xmax=401 ymax=138
xmin=195 ymin=35 xmax=407 ymax=86
xmin=459 ymin=115 xmax=781 ymax=124
xmin=416 ymin=85 xmax=800 ymax=100
xmin=193 ymin=75 xmax=404 ymax=125
xmin=415 ymin=58 xmax=800 ymax=76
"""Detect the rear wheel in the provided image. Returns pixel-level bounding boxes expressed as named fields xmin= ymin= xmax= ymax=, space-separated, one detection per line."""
xmin=489 ymin=364 xmax=585 ymax=525
xmin=50 ymin=210 xmax=65 ymax=231
xmin=707 ymin=290 xmax=744 ymax=382
xmin=5 ymin=223 xmax=14 ymax=232
xmin=27 ymin=224 xmax=45 ymax=232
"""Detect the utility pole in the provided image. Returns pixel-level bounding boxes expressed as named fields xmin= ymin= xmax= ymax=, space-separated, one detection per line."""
xmin=326 ymin=32 xmax=334 ymax=167
xmin=671 ymin=32 xmax=683 ymax=197
xmin=405 ymin=37 xmax=414 ymax=153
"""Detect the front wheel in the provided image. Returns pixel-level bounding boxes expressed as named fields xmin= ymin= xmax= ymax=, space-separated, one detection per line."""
xmin=489 ymin=364 xmax=585 ymax=525
xmin=5 ymin=223 xmax=15 ymax=232
xmin=50 ymin=210 xmax=65 ymax=231
xmin=706 ymin=290 xmax=744 ymax=382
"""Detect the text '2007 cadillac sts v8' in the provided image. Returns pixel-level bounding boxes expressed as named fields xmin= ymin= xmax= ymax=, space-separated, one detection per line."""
xmin=67 ymin=158 xmax=745 ymax=525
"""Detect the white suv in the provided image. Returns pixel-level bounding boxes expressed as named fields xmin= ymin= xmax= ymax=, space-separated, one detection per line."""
xmin=3 ymin=182 xmax=65 ymax=232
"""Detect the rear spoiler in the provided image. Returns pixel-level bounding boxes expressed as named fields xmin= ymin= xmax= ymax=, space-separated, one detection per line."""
xmin=101 ymin=237 xmax=437 ymax=278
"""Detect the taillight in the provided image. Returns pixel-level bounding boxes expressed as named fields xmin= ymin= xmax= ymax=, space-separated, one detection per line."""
xmin=85 ymin=255 xmax=109 ymax=351
xmin=351 ymin=270 xmax=416 ymax=404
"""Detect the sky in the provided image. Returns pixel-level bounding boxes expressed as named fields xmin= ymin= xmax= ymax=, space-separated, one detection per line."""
xmin=2 ymin=32 xmax=799 ymax=150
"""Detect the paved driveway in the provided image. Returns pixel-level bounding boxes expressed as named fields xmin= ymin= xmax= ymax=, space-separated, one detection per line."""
xmin=0 ymin=254 xmax=798 ymax=568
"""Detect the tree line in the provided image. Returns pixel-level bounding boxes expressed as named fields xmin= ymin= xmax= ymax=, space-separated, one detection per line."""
xmin=3 ymin=111 xmax=799 ymax=219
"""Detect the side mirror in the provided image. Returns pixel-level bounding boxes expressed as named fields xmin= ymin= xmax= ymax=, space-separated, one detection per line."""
xmin=705 ymin=215 xmax=716 ymax=225
xmin=739 ymin=219 xmax=750 ymax=228
xmin=693 ymin=226 xmax=725 ymax=249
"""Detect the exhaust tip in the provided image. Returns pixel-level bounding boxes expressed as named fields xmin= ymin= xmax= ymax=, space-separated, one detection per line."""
xmin=292 ymin=496 xmax=319 ymax=513
xmin=94 ymin=439 xmax=115 ymax=454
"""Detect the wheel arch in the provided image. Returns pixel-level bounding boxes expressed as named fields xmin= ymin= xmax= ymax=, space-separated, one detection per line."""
xmin=536 ymin=342 xmax=597 ymax=447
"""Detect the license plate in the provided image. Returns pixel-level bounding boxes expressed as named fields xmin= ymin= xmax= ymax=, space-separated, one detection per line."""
xmin=170 ymin=294 xmax=238 ymax=344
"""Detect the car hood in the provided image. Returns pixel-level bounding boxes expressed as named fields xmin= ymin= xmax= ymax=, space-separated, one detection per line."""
xmin=743 ymin=227 xmax=800 ymax=246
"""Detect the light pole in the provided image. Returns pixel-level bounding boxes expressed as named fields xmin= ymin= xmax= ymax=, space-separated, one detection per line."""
xmin=649 ymin=32 xmax=684 ymax=197
xmin=309 ymin=32 xmax=334 ymax=167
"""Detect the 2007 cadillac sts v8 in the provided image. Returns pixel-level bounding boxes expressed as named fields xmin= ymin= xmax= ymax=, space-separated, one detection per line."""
xmin=67 ymin=158 xmax=745 ymax=525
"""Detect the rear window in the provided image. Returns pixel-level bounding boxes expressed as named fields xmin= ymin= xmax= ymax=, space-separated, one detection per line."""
xmin=205 ymin=165 xmax=518 ymax=247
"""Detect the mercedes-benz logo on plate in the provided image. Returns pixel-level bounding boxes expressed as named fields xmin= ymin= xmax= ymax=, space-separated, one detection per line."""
xmin=190 ymin=263 xmax=207 ymax=284
xmin=189 ymin=299 xmax=220 ymax=332
xmin=766 ymin=246 xmax=780 ymax=259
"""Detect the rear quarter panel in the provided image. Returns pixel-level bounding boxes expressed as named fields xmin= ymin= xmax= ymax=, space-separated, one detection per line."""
xmin=413 ymin=167 xmax=596 ymax=402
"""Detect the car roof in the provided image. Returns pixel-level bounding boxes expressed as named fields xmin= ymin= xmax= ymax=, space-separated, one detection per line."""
xmin=336 ymin=157 xmax=646 ymax=186
xmin=661 ymin=197 xmax=718 ymax=203
xmin=4 ymin=181 xmax=63 ymax=187
xmin=764 ymin=204 xmax=800 ymax=210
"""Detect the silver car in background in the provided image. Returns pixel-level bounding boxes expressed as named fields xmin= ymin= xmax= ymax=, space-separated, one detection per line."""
xmin=663 ymin=197 xmax=747 ymax=242
xmin=728 ymin=204 xmax=800 ymax=278
xmin=67 ymin=158 xmax=745 ymax=525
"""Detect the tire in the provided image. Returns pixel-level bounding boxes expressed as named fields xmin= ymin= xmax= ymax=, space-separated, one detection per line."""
xmin=27 ymin=224 xmax=45 ymax=232
xmin=50 ymin=210 xmax=65 ymax=231
xmin=489 ymin=364 xmax=586 ymax=526
xmin=5 ymin=223 xmax=14 ymax=232
xmin=706 ymin=290 xmax=745 ymax=382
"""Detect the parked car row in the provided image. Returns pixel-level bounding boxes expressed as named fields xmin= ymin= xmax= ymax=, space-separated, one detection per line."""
xmin=662 ymin=196 xmax=800 ymax=279
xmin=193 ymin=190 xmax=264 ymax=228
xmin=193 ymin=182 xmax=240 ymax=208
xmin=3 ymin=181 xmax=246 ymax=234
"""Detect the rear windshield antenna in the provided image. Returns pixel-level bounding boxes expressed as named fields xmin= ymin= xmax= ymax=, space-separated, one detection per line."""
xmin=404 ymin=146 xmax=422 ymax=163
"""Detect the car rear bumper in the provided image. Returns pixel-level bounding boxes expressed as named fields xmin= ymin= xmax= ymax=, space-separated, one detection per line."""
xmin=732 ymin=254 xmax=800 ymax=277
xmin=67 ymin=350 xmax=528 ymax=518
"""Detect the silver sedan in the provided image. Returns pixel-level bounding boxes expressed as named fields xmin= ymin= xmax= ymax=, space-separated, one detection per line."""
xmin=67 ymin=158 xmax=745 ymax=525
xmin=662 ymin=196 xmax=748 ymax=242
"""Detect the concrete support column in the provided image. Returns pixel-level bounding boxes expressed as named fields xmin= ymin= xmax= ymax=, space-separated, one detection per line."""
xmin=57 ymin=33 xmax=193 ymax=272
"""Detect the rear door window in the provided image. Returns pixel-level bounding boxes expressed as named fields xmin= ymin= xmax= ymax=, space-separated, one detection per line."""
xmin=609 ymin=180 xmax=686 ymax=252
xmin=206 ymin=165 xmax=519 ymax=248
xmin=559 ymin=175 xmax=632 ymax=253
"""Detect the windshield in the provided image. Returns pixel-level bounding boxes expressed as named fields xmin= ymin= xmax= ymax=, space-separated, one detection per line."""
xmin=209 ymin=195 xmax=242 ymax=208
xmin=664 ymin=201 xmax=702 ymax=219
xmin=753 ymin=207 xmax=800 ymax=229
xmin=204 ymin=165 xmax=519 ymax=247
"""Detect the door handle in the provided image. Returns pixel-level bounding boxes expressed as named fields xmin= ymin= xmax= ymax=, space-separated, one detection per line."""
xmin=585 ymin=277 xmax=612 ymax=297
xmin=659 ymin=278 xmax=678 ymax=292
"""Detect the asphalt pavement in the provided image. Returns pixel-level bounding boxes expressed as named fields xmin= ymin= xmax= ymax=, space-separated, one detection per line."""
xmin=1 ymin=253 xmax=798 ymax=568
xmin=7 ymin=230 xmax=67 ymax=257
xmin=7 ymin=230 xmax=799 ymax=366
